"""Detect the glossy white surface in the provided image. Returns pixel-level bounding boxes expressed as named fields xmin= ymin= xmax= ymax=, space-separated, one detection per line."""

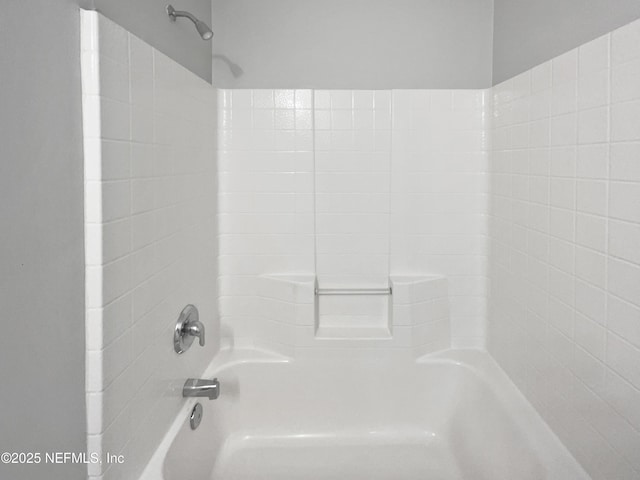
xmin=219 ymin=89 xmax=489 ymax=350
xmin=81 ymin=11 xmax=218 ymax=480
xmin=490 ymin=17 xmax=640 ymax=480
xmin=248 ymin=274 xmax=450 ymax=354
xmin=140 ymin=349 xmax=588 ymax=480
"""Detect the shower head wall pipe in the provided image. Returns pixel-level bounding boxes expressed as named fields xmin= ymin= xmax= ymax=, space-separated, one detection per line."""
xmin=166 ymin=4 xmax=213 ymax=40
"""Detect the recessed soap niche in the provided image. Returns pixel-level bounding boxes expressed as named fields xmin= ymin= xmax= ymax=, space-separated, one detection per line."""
xmin=316 ymin=290 xmax=392 ymax=339
xmin=258 ymin=274 xmax=450 ymax=350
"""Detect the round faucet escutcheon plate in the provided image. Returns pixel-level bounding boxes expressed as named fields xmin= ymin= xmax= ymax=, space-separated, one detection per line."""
xmin=174 ymin=304 xmax=201 ymax=354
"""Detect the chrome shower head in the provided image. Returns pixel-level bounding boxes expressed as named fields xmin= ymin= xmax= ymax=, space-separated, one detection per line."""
xmin=167 ymin=4 xmax=213 ymax=41
xmin=195 ymin=19 xmax=214 ymax=40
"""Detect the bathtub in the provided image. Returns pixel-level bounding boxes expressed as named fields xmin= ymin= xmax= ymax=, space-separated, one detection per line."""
xmin=140 ymin=349 xmax=588 ymax=480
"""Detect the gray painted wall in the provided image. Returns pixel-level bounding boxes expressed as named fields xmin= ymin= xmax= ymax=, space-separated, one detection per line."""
xmin=0 ymin=1 xmax=86 ymax=479
xmin=211 ymin=0 xmax=494 ymax=89
xmin=82 ymin=0 xmax=212 ymax=82
xmin=493 ymin=0 xmax=640 ymax=84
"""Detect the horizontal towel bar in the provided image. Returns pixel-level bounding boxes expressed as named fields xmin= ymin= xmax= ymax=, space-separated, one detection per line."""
xmin=315 ymin=286 xmax=393 ymax=296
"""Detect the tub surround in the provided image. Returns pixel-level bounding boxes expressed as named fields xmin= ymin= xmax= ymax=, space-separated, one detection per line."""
xmin=489 ymin=18 xmax=640 ymax=479
xmin=218 ymin=89 xmax=489 ymax=352
xmin=81 ymin=11 xmax=218 ymax=480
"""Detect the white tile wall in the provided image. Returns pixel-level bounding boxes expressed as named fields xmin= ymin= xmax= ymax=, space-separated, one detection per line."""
xmin=219 ymin=88 xmax=488 ymax=352
xmin=218 ymin=89 xmax=315 ymax=352
xmin=489 ymin=18 xmax=640 ymax=480
xmin=390 ymin=90 xmax=490 ymax=347
xmin=314 ymin=89 xmax=392 ymax=283
xmin=314 ymin=90 xmax=393 ymax=334
xmin=81 ymin=11 xmax=217 ymax=480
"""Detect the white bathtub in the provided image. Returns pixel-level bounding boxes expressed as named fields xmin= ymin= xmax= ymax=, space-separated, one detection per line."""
xmin=140 ymin=349 xmax=588 ymax=480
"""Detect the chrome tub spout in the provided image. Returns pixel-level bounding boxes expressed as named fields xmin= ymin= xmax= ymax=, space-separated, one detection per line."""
xmin=182 ymin=378 xmax=220 ymax=400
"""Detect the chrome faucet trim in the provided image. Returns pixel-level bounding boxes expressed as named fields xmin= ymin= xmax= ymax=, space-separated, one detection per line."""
xmin=185 ymin=320 xmax=205 ymax=347
xmin=183 ymin=378 xmax=220 ymax=400
xmin=174 ymin=304 xmax=205 ymax=354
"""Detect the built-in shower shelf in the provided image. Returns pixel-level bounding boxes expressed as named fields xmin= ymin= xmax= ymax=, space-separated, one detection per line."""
xmin=257 ymin=273 xmax=450 ymax=350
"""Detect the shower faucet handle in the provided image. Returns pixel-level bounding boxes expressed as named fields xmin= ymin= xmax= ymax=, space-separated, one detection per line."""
xmin=174 ymin=304 xmax=205 ymax=354
xmin=186 ymin=319 xmax=205 ymax=347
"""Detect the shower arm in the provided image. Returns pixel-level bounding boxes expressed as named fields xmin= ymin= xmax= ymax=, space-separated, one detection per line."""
xmin=167 ymin=6 xmax=199 ymax=25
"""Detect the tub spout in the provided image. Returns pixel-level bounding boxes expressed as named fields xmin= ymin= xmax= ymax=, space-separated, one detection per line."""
xmin=183 ymin=378 xmax=220 ymax=400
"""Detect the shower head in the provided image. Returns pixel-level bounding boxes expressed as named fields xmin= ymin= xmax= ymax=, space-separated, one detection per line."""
xmin=195 ymin=19 xmax=214 ymax=40
xmin=167 ymin=5 xmax=213 ymax=41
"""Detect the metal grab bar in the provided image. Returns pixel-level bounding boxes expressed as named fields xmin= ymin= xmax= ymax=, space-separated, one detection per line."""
xmin=314 ymin=286 xmax=393 ymax=296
